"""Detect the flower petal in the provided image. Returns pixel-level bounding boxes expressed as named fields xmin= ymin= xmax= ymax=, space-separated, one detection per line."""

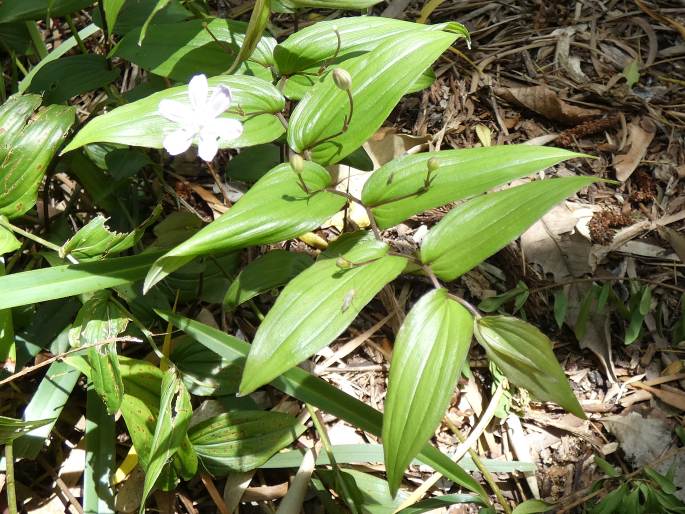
xmin=188 ymin=74 xmax=208 ymax=112
xmin=163 ymin=129 xmax=193 ymax=156
xmin=206 ymin=85 xmax=233 ymax=118
xmin=198 ymin=132 xmax=220 ymax=162
xmin=158 ymin=99 xmax=194 ymax=124
xmin=205 ymin=118 xmax=244 ymax=141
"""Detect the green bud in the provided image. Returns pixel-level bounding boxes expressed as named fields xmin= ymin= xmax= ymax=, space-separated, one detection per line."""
xmin=289 ymin=153 xmax=304 ymax=173
xmin=332 ymin=68 xmax=352 ymax=91
xmin=427 ymin=157 xmax=440 ymax=172
xmin=336 ymin=256 xmax=353 ymax=269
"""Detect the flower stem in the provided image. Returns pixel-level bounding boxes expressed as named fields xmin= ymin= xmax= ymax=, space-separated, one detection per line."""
xmin=5 ymin=442 xmax=18 ymax=514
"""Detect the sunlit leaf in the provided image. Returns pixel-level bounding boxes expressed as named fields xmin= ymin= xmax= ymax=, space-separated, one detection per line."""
xmin=383 ymin=289 xmax=472 ymax=495
xmin=239 ymin=232 xmax=406 ymax=394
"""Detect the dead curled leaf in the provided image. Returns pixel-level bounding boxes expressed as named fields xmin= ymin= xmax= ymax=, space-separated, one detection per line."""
xmin=494 ymin=85 xmax=602 ymax=125
xmin=613 ymin=117 xmax=656 ymax=181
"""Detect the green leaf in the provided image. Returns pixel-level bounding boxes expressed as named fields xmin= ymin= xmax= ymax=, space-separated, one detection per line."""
xmin=25 ymin=54 xmax=119 ymax=104
xmin=188 ymin=411 xmax=304 ymax=475
xmin=287 ymin=30 xmax=458 ymax=165
xmin=0 ymin=94 xmax=75 ymax=218
xmin=140 ymin=369 xmax=193 ymax=513
xmin=227 ymin=0 xmax=271 ymax=73
xmin=362 ymin=146 xmax=584 ymax=230
xmin=0 ymin=416 xmax=53 ymax=444
xmin=0 ymin=23 xmax=33 ymax=55
xmin=478 ymin=281 xmax=528 ymax=313
xmin=239 ymin=232 xmax=407 ymax=395
xmin=0 ymin=0 xmax=94 ymax=23
xmin=511 ymin=499 xmax=553 ymax=514
xmin=84 ymin=389 xmax=115 ymax=514
xmin=274 ymin=17 xmax=467 ymax=75
xmin=98 ymin=0 xmax=189 ymax=36
xmin=69 ymin=291 xmax=129 ymax=414
xmin=0 ymin=225 xmax=21 ymax=255
xmin=158 ymin=310 xmax=487 ymax=498
xmin=171 ymin=335 xmax=241 ymax=396
xmin=594 ymin=455 xmax=619 ymax=478
xmin=383 ymin=289 xmax=472 ymax=495
xmin=474 ymin=316 xmax=585 ymax=418
xmin=102 ymin=0 xmax=125 ymax=34
xmin=144 ymin=161 xmax=345 ymax=291
xmin=553 ymin=289 xmax=567 ymax=328
xmin=113 ymin=18 xmax=276 ymax=82
xmin=62 ymin=75 xmax=284 ymax=154
xmin=18 ymin=23 xmax=101 ymax=93
xmin=399 ymin=494 xmax=485 ymax=514
xmin=643 ymin=467 xmax=677 ymax=495
xmin=0 ymin=252 xmax=162 ymax=310
xmin=137 ymin=0 xmax=171 ymax=44
xmin=60 ymin=208 xmax=160 ymax=261
xmin=623 ymin=60 xmax=640 ymax=89
xmin=13 ymin=361 xmax=80 ymax=459
xmin=224 ymin=250 xmax=313 ymax=309
xmin=420 ymin=177 xmax=597 ymax=281
xmin=280 ymin=0 xmax=382 ymax=10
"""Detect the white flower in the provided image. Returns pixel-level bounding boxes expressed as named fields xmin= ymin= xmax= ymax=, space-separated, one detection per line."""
xmin=158 ymin=74 xmax=244 ymax=162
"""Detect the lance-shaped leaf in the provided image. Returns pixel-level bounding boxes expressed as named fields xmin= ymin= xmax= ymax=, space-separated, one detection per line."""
xmin=224 ymin=250 xmax=313 ymax=309
xmin=189 ymin=411 xmax=304 ymax=475
xmin=0 ymin=94 xmax=75 ymax=218
xmin=227 ymin=0 xmax=271 ymax=74
xmin=239 ymin=232 xmax=407 ymax=395
xmin=0 ymin=416 xmax=53 ymax=444
xmin=144 ymin=161 xmax=345 ymax=292
xmin=275 ymin=17 xmax=467 ymax=75
xmin=102 ymin=0 xmax=126 ymax=34
xmin=383 ymin=289 xmax=472 ymax=495
xmin=474 ymin=316 xmax=585 ymax=418
xmin=420 ymin=177 xmax=597 ymax=281
xmin=158 ymin=310 xmax=487 ymax=498
xmin=84 ymin=390 xmax=116 ymax=514
xmin=361 ymin=146 xmax=585 ymax=230
xmin=62 ymin=75 xmax=284 ymax=153
xmin=140 ymin=369 xmax=193 ymax=513
xmin=60 ymin=207 xmax=160 ymax=261
xmin=137 ymin=0 xmax=171 ymax=44
xmin=113 ymin=19 xmax=276 ymax=82
xmin=0 ymin=252 xmax=163 ymax=310
xmin=288 ymin=30 xmax=457 ymax=165
xmin=69 ymin=291 xmax=129 ymax=414
xmin=0 ymin=0 xmax=94 ymax=22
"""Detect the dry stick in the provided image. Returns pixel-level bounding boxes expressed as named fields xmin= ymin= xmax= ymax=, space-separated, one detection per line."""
xmin=394 ymin=381 xmax=506 ymax=513
xmin=201 ymin=473 xmax=232 ymax=514
xmin=207 ymin=160 xmax=232 ymax=207
xmin=0 ymin=336 xmax=141 ymax=387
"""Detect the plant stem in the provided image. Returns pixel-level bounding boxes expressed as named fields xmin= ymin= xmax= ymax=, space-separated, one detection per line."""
xmin=5 ymin=442 xmax=18 ymax=514
xmin=65 ymin=15 xmax=88 ymax=54
xmin=447 ymin=419 xmax=512 ymax=514
xmin=0 ymin=218 xmax=62 ymax=254
xmin=24 ymin=21 xmax=48 ymax=59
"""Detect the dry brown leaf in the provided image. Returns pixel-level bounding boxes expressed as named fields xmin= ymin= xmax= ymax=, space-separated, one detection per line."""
xmin=613 ymin=118 xmax=656 ymax=181
xmin=631 ymin=382 xmax=685 ymax=411
xmin=658 ymin=226 xmax=685 ymax=263
xmin=494 ymin=85 xmax=602 ymax=125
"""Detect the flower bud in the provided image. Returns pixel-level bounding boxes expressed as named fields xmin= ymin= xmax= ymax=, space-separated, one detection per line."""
xmin=336 ymin=256 xmax=353 ymax=269
xmin=332 ymin=68 xmax=352 ymax=91
xmin=427 ymin=157 xmax=440 ymax=172
xmin=290 ymin=153 xmax=304 ymax=173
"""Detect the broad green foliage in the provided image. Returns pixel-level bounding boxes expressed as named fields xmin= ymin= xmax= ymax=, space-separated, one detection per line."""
xmin=420 ymin=177 xmax=598 ymax=281
xmin=239 ymin=232 xmax=407 ymax=394
xmin=362 ymin=145 xmax=585 ymax=229
xmin=144 ymin=161 xmax=346 ymax=291
xmin=62 ymin=75 xmax=285 ymax=153
xmin=113 ymin=19 xmax=276 ymax=81
xmin=188 ymin=411 xmax=304 ymax=474
xmin=0 ymin=0 xmax=94 ymax=23
xmin=474 ymin=316 xmax=585 ymax=418
xmin=383 ymin=289 xmax=472 ymax=495
xmin=0 ymin=94 xmax=75 ymax=218
xmin=288 ymin=30 xmax=461 ymax=165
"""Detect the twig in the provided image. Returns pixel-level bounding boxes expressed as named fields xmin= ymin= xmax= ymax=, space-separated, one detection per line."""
xmin=207 ymin=160 xmax=232 ymax=207
xmin=530 ymin=276 xmax=685 ymax=294
xmin=0 ymin=336 xmax=141 ymax=387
